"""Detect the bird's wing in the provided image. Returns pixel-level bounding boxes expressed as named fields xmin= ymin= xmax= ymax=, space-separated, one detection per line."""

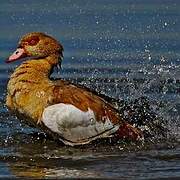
xmin=41 ymin=80 xmax=142 ymax=145
xmin=52 ymin=80 xmax=122 ymax=124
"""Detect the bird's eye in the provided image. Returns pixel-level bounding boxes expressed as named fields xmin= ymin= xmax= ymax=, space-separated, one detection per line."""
xmin=30 ymin=40 xmax=36 ymax=45
xmin=27 ymin=36 xmax=40 ymax=46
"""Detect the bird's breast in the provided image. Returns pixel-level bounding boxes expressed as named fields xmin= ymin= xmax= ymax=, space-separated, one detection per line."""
xmin=6 ymin=71 xmax=54 ymax=122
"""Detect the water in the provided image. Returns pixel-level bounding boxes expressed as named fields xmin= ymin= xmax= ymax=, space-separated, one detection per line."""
xmin=0 ymin=0 xmax=180 ymax=178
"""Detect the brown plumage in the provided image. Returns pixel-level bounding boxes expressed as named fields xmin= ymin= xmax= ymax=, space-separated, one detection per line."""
xmin=6 ymin=32 xmax=143 ymax=145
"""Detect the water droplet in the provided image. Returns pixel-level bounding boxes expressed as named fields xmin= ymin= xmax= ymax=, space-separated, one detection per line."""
xmin=148 ymin=55 xmax=152 ymax=60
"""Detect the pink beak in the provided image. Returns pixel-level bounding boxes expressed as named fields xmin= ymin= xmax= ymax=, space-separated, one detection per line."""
xmin=6 ymin=48 xmax=27 ymax=63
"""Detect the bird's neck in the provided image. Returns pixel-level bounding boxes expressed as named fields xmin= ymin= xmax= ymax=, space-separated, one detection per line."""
xmin=13 ymin=53 xmax=60 ymax=81
xmin=7 ymin=53 xmax=61 ymax=98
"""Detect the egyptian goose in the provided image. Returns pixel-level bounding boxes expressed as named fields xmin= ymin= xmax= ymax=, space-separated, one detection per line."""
xmin=6 ymin=32 xmax=143 ymax=146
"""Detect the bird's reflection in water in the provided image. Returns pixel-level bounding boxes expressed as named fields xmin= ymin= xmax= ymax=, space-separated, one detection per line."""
xmin=4 ymin=132 xmax=109 ymax=178
xmin=9 ymin=164 xmax=100 ymax=178
xmin=9 ymin=164 xmax=45 ymax=178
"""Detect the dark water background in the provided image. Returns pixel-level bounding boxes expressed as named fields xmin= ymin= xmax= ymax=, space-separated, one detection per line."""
xmin=0 ymin=0 xmax=180 ymax=179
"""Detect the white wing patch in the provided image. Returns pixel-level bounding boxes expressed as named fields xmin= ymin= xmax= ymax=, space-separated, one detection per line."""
xmin=42 ymin=103 xmax=119 ymax=145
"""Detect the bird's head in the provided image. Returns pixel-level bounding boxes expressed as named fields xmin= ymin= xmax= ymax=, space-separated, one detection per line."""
xmin=6 ymin=32 xmax=63 ymax=64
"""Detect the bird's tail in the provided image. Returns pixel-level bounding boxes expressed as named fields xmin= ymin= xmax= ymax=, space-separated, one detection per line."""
xmin=116 ymin=96 xmax=168 ymax=140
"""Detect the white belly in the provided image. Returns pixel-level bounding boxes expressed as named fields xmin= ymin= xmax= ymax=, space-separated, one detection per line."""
xmin=42 ymin=103 xmax=119 ymax=146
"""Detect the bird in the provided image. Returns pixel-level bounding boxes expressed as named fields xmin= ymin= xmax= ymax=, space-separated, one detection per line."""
xmin=5 ymin=32 xmax=143 ymax=146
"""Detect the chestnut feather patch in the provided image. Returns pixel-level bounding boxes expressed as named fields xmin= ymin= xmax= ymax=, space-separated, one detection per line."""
xmin=26 ymin=36 xmax=40 ymax=46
